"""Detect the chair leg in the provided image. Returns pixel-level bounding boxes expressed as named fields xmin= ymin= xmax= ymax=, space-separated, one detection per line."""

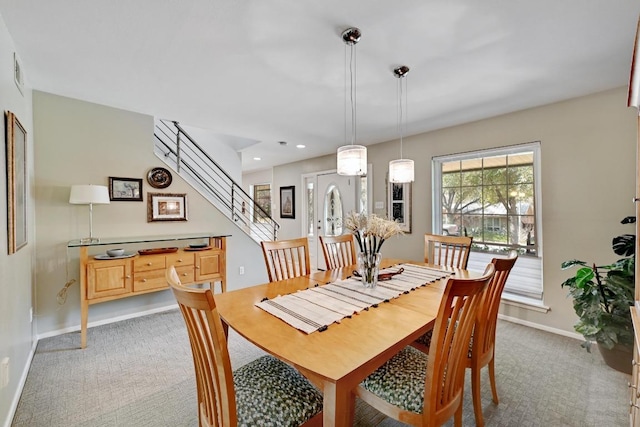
xmin=454 ymin=403 xmax=463 ymax=427
xmin=471 ymin=365 xmax=484 ymax=427
xmin=488 ymin=356 xmax=499 ymax=404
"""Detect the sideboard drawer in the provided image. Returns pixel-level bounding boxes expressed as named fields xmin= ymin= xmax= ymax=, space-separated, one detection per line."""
xmin=166 ymin=252 xmax=194 ymax=267
xmin=173 ymin=266 xmax=195 ymax=284
xmin=134 ymin=255 xmax=166 ymax=272
xmin=133 ymin=268 xmax=168 ymax=292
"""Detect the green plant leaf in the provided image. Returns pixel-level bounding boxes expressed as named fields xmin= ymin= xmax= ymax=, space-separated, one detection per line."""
xmin=612 ymin=234 xmax=635 ymax=257
xmin=561 ymin=259 xmax=587 ymax=269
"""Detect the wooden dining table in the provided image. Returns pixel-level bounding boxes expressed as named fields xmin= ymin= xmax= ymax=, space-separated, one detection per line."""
xmin=214 ymin=259 xmax=473 ymax=426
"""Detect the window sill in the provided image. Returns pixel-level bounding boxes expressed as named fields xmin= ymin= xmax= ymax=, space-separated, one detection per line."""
xmin=501 ymin=292 xmax=550 ymax=313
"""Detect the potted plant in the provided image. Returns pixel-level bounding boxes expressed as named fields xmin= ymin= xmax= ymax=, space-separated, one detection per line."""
xmin=560 ymin=216 xmax=635 ymax=374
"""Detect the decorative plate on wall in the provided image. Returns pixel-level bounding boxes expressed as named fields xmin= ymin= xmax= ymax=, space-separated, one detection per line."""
xmin=147 ymin=167 xmax=172 ymax=189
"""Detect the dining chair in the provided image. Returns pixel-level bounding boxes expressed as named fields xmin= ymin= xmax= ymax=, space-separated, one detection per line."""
xmin=319 ymin=234 xmax=357 ymax=269
xmin=413 ymin=250 xmax=518 ymax=427
xmin=353 ymin=263 xmax=495 ymax=427
xmin=166 ymin=266 xmax=323 ymax=427
xmin=261 ymin=237 xmax=311 ymax=282
xmin=424 ymin=233 xmax=473 ymax=269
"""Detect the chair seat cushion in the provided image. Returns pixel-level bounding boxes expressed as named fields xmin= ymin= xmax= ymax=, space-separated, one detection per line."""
xmin=360 ymin=346 xmax=428 ymax=414
xmin=234 ymin=355 xmax=323 ymax=426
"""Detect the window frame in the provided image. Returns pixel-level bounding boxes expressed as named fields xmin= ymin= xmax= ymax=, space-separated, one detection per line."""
xmin=252 ymin=183 xmax=272 ymax=223
xmin=432 ymin=141 xmax=543 ymax=299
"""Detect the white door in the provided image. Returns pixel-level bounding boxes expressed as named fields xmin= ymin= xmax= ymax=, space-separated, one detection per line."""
xmin=313 ymin=173 xmax=356 ymax=270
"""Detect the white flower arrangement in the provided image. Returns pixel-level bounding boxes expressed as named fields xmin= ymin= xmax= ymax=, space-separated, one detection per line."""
xmin=344 ymin=211 xmax=403 ymax=256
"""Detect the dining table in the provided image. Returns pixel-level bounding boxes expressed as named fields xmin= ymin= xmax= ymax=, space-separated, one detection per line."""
xmin=214 ymin=258 xmax=474 ymax=426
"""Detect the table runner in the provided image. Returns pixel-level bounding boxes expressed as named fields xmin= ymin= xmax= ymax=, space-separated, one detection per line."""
xmin=255 ymin=263 xmax=453 ymax=334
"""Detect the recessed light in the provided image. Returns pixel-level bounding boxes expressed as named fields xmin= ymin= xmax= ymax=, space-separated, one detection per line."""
xmin=253 ymin=157 xmax=261 ymax=161
xmin=296 ymin=144 xmax=306 ymax=149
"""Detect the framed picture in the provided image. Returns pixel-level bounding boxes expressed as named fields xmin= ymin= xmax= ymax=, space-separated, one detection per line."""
xmin=6 ymin=111 xmax=27 ymax=254
xmin=280 ymin=186 xmax=295 ymax=219
xmin=147 ymin=193 xmax=187 ymax=222
xmin=388 ymin=181 xmax=411 ymax=233
xmin=109 ymin=177 xmax=143 ymax=201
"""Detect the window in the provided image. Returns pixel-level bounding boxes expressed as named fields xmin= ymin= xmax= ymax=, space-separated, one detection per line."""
xmin=252 ymin=183 xmax=271 ymax=223
xmin=433 ymin=142 xmax=542 ymax=299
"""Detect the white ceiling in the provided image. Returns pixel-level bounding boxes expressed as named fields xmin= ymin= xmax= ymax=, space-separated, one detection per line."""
xmin=1 ymin=1 xmax=639 ymax=173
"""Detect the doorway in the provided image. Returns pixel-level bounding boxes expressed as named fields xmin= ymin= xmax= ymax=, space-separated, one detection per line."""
xmin=304 ymin=170 xmax=369 ymax=271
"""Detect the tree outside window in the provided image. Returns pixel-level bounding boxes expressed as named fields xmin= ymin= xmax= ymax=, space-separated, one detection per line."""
xmin=440 ymin=151 xmax=537 ymax=255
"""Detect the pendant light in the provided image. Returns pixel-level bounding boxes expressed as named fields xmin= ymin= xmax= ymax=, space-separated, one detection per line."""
xmin=337 ymin=27 xmax=367 ymax=176
xmin=388 ymin=65 xmax=414 ymax=183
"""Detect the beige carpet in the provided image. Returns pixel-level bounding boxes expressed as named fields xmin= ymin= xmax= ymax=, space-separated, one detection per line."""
xmin=12 ymin=309 xmax=629 ymax=426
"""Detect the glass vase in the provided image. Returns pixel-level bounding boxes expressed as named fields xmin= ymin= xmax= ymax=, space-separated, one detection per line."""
xmin=358 ymin=252 xmax=381 ymax=288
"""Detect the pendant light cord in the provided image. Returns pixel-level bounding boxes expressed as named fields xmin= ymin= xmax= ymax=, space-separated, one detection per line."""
xmin=398 ymin=75 xmax=403 ymax=158
xmin=345 ymin=42 xmax=357 ymax=146
xmin=397 ymin=71 xmax=408 ymax=159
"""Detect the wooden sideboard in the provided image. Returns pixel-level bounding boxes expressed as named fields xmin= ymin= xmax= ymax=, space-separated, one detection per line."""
xmin=69 ymin=233 xmax=229 ymax=348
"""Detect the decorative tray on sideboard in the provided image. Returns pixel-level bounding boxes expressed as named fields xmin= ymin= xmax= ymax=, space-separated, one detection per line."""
xmin=138 ymin=247 xmax=179 ymax=255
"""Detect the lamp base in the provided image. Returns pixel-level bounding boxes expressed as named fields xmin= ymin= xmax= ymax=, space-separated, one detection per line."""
xmin=79 ymin=237 xmax=100 ymax=244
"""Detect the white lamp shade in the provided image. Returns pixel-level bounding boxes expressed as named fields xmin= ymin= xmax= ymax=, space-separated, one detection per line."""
xmin=337 ymin=145 xmax=367 ymax=176
xmin=69 ymin=185 xmax=110 ymax=205
xmin=389 ymin=159 xmax=415 ymax=183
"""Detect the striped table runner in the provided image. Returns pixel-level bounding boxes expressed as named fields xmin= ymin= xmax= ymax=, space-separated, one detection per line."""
xmin=255 ymin=263 xmax=453 ymax=334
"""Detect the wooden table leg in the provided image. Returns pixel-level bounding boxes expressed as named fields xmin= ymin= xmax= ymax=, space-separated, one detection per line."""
xmin=323 ymin=381 xmax=355 ymax=427
xmin=80 ymin=246 xmax=88 ymax=349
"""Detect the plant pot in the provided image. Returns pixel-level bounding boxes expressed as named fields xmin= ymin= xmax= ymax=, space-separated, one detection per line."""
xmin=597 ymin=342 xmax=633 ymax=375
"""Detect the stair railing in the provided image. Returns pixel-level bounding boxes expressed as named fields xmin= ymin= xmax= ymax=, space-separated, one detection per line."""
xmin=153 ymin=119 xmax=279 ymax=243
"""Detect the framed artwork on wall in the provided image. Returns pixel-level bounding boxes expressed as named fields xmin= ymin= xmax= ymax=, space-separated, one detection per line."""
xmin=387 ymin=181 xmax=411 ymax=233
xmin=147 ymin=193 xmax=187 ymax=222
xmin=280 ymin=186 xmax=295 ymax=219
xmin=109 ymin=177 xmax=143 ymax=201
xmin=6 ymin=111 xmax=27 ymax=254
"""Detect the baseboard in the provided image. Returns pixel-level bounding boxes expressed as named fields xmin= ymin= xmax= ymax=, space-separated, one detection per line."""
xmin=3 ymin=339 xmax=37 ymax=427
xmin=36 ymin=303 xmax=179 ymax=341
xmin=498 ymin=313 xmax=584 ymax=341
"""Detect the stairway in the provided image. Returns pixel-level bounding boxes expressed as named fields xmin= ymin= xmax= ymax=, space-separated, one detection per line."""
xmin=153 ymin=119 xmax=279 ymax=243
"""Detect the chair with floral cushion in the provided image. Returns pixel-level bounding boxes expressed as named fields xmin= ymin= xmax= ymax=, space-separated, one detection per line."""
xmin=353 ymin=264 xmax=495 ymax=427
xmin=319 ymin=234 xmax=357 ymax=270
xmin=424 ymin=233 xmax=473 ymax=269
xmin=166 ymin=266 xmax=323 ymax=427
xmin=261 ymin=237 xmax=311 ymax=282
xmin=412 ymin=251 xmax=518 ymax=427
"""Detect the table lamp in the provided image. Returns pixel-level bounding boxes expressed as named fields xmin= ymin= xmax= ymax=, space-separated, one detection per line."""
xmin=69 ymin=184 xmax=110 ymax=243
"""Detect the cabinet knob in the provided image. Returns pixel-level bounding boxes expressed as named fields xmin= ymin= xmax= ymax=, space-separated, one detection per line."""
xmin=195 ymin=266 xmax=200 ymax=269
xmin=126 ymin=275 xmax=131 ymax=279
xmin=142 ymin=279 xmax=147 ymax=282
xmin=182 ymin=273 xmax=188 ymax=277
xmin=147 ymin=262 xmax=153 ymax=266
xmin=177 ymin=258 xmax=183 ymax=262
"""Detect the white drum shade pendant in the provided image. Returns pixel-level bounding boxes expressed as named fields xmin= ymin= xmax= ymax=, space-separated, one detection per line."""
xmin=337 ymin=27 xmax=367 ymax=176
xmin=388 ymin=65 xmax=414 ymax=183
xmin=337 ymin=144 xmax=367 ymax=176
xmin=389 ymin=158 xmax=414 ymax=183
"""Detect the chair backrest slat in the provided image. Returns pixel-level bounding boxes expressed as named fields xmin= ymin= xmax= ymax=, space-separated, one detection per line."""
xmin=423 ymin=264 xmax=494 ymax=425
xmin=261 ymin=237 xmax=311 ymax=281
xmin=424 ymin=234 xmax=473 ymax=269
xmin=474 ymin=250 xmax=518 ymax=360
xmin=166 ymin=266 xmax=237 ymax=427
xmin=319 ymin=234 xmax=357 ymax=269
